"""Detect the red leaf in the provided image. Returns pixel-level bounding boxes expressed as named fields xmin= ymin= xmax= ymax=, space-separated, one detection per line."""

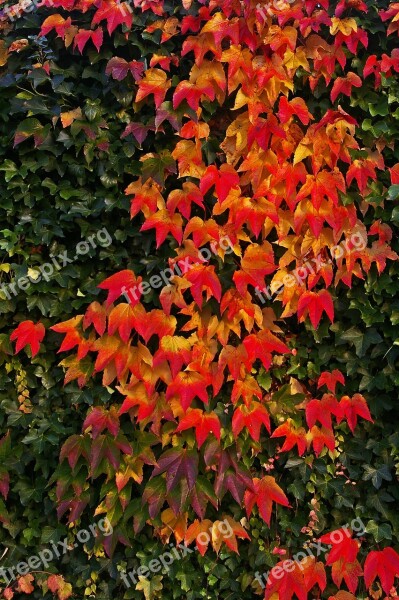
xmin=338 ymin=393 xmax=373 ymax=432
xmin=83 ymin=406 xmax=120 ymax=438
xmin=306 ymin=393 xmax=341 ymax=429
xmin=40 ymin=14 xmax=72 ymax=38
xmin=10 ymin=320 xmax=45 ymax=357
xmin=166 ymin=371 xmax=209 ymax=411
xmin=278 ymin=96 xmax=314 ymax=125
xmin=318 ymin=370 xmax=345 ymax=393
xmin=243 ymin=329 xmax=289 ymax=370
xmin=173 ymin=79 xmax=215 ymax=111
xmin=140 ymin=209 xmax=183 ymax=248
xmin=135 ymin=69 xmax=171 ymax=108
xmin=74 ymin=28 xmax=103 ymax=53
xmin=331 ymin=559 xmax=362 ymax=594
xmin=330 ymin=72 xmax=362 ymax=103
xmin=364 ymin=547 xmax=399 ymax=594
xmin=265 ymin=560 xmax=308 ymax=600
xmin=166 ymin=183 xmax=204 ymax=220
xmin=98 ymin=270 xmax=142 ymax=307
xmin=184 ymin=264 xmax=222 ymax=309
xmin=91 ymin=28 xmax=103 ymax=52
xmin=319 ymin=529 xmax=359 ymax=564
xmin=297 ymin=290 xmax=334 ymax=329
xmin=107 ymin=303 xmax=136 ymax=343
xmin=83 ymin=301 xmax=107 ymax=336
xmin=271 ymin=420 xmax=308 ymax=456
xmin=309 ymin=425 xmax=336 ymax=456
xmin=232 ymin=402 xmax=270 ymax=441
xmin=91 ymin=0 xmax=133 ymax=35
xmin=199 ymin=164 xmax=240 ymax=202
xmin=244 ymin=476 xmax=289 ymax=526
xmin=176 ymin=409 xmax=221 ymax=448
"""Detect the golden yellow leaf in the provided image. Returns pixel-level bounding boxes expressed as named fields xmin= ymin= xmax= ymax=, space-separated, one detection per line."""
xmin=330 ymin=17 xmax=358 ymax=36
xmin=293 ymin=142 xmax=313 ymax=165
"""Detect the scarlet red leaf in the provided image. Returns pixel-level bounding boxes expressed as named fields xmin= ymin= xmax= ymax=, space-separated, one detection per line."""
xmin=10 ymin=320 xmax=45 ymax=357
xmin=337 ymin=393 xmax=373 ymax=432
xmin=364 ymin=547 xmax=399 ymax=594
xmin=176 ymin=409 xmax=221 ymax=448
xmin=91 ymin=0 xmax=132 ymax=35
xmin=232 ymin=402 xmax=270 ymax=441
xmin=318 ymin=370 xmax=345 ymax=393
xmin=297 ymin=290 xmax=334 ymax=329
xmin=98 ymin=270 xmax=142 ymax=307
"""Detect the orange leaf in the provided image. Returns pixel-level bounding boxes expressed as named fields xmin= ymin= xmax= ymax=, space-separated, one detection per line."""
xmin=244 ymin=476 xmax=290 ymax=526
xmin=166 ymin=371 xmax=209 ymax=411
xmin=16 ymin=574 xmax=34 ymax=594
xmin=176 ymin=408 xmax=221 ymax=448
xmin=185 ymin=519 xmax=213 ymax=555
xmin=83 ymin=301 xmax=107 ymax=336
xmin=271 ymin=419 xmax=308 ymax=456
xmin=135 ymin=69 xmax=171 ymax=108
xmin=91 ymin=0 xmax=132 ymax=35
xmin=60 ymin=107 xmax=82 ymax=127
xmin=40 ymin=14 xmax=72 ymax=38
xmin=232 ymin=402 xmax=271 ymax=441
xmin=47 ymin=575 xmax=73 ymax=600
xmin=140 ymin=209 xmax=183 ymax=248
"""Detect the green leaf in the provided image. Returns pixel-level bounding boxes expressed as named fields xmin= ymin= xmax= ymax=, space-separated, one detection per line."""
xmin=141 ymin=151 xmax=176 ymax=186
xmin=362 ymin=464 xmax=392 ymax=489
xmin=337 ymin=326 xmax=382 ymax=357
xmin=388 ymin=185 xmax=399 ymax=202
xmin=365 ymin=520 xmax=392 ymax=542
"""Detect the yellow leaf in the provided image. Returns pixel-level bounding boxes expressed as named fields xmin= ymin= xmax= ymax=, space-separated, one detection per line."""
xmin=27 ymin=268 xmax=40 ymax=281
xmin=136 ymin=575 xmax=163 ymax=600
xmin=283 ymin=48 xmax=309 ymax=71
xmin=0 ymin=40 xmax=8 ymax=67
xmin=293 ymin=142 xmax=313 ymax=165
xmin=330 ymin=17 xmax=357 ymax=36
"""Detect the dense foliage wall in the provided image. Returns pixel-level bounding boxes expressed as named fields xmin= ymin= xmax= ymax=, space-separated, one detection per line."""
xmin=1 ymin=0 xmax=399 ymax=598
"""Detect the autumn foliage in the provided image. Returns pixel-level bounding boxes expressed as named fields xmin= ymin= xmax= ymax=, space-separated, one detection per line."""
xmin=3 ymin=0 xmax=399 ymax=598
